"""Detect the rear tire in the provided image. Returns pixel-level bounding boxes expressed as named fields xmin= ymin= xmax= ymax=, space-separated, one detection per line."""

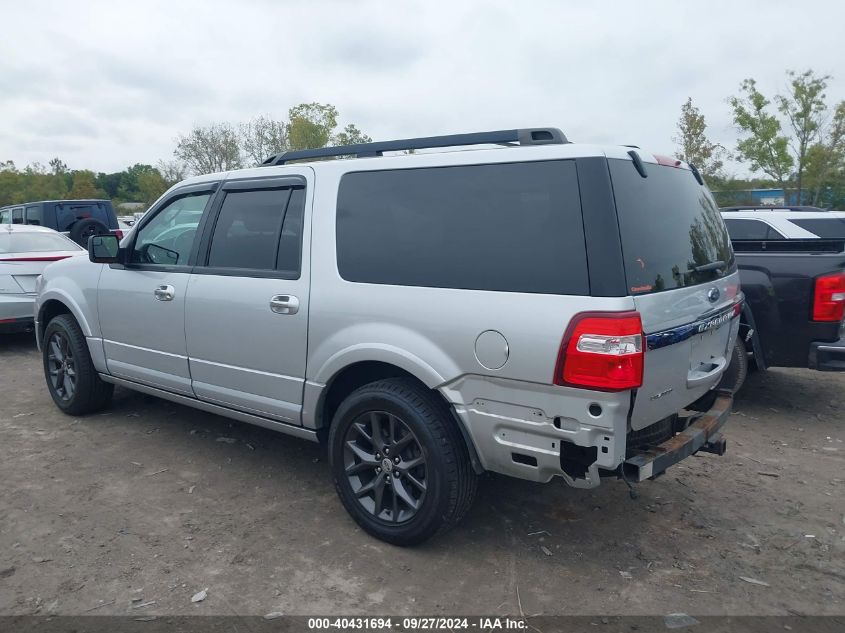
xmin=328 ymin=377 xmax=477 ymax=546
xmin=43 ymin=314 xmax=114 ymax=415
xmin=719 ymin=336 xmax=748 ymax=394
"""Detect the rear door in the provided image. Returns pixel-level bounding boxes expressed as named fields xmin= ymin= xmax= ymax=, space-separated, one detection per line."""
xmin=608 ymin=158 xmax=740 ymax=429
xmin=184 ymin=172 xmax=311 ymax=424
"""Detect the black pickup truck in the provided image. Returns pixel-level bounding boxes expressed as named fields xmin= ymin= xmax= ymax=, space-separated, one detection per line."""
xmin=725 ymin=237 xmax=845 ymax=391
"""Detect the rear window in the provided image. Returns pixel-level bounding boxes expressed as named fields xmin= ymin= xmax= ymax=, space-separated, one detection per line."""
xmin=336 ymin=160 xmax=588 ymax=294
xmin=54 ymin=202 xmax=114 ymax=232
xmin=0 ymin=231 xmax=82 ymax=254
xmin=788 ymin=217 xmax=845 ymax=238
xmin=609 ymin=159 xmax=734 ymax=295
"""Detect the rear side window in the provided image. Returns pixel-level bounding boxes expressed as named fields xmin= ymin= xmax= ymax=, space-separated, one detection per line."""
xmin=609 ymin=160 xmax=734 ymax=295
xmin=723 ymin=218 xmax=785 ymax=240
xmin=207 ymin=187 xmax=303 ymax=274
xmin=336 ymin=161 xmax=588 ymax=294
xmin=788 ymin=217 xmax=845 ymax=238
xmin=25 ymin=206 xmax=41 ymax=225
xmin=54 ymin=202 xmax=113 ymax=232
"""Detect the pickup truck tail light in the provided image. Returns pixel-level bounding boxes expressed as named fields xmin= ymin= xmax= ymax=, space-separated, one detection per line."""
xmin=812 ymin=272 xmax=845 ymax=322
xmin=554 ymin=312 xmax=644 ymax=391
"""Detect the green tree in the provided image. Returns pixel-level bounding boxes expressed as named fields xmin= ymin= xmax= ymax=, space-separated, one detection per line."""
xmin=673 ymin=97 xmax=724 ymax=180
xmin=333 ymin=123 xmax=373 ymax=147
xmin=174 ymin=123 xmax=243 ymax=175
xmin=728 ymin=70 xmax=844 ymax=204
xmin=775 ymin=70 xmax=830 ymax=201
xmin=287 ymin=103 xmax=338 ymax=151
xmin=136 ymin=169 xmax=169 ymax=205
xmin=240 ymin=115 xmax=288 ymax=166
xmin=728 ymin=78 xmax=793 ymax=191
xmin=0 ymin=161 xmax=21 ymax=207
xmin=20 ymin=163 xmax=68 ymax=202
xmin=803 ymin=102 xmax=845 ymax=207
xmin=49 ymin=157 xmax=68 ymax=176
xmin=68 ymin=170 xmax=100 ymax=199
xmin=157 ymin=159 xmax=188 ymax=187
xmin=96 ymin=171 xmax=123 ymax=199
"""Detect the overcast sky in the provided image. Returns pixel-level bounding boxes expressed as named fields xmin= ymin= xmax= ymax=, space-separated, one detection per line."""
xmin=1 ymin=0 xmax=843 ymax=174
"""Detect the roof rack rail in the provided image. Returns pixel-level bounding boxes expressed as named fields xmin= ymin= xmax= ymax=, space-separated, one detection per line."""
xmin=720 ymin=205 xmax=829 ymax=213
xmin=262 ymin=127 xmax=568 ymax=166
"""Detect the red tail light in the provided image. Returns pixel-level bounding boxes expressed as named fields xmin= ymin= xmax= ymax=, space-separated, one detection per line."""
xmin=554 ymin=311 xmax=644 ymax=391
xmin=113 ymin=229 xmax=124 ymax=240
xmin=812 ymin=272 xmax=845 ymax=322
xmin=0 ymin=255 xmax=72 ymax=262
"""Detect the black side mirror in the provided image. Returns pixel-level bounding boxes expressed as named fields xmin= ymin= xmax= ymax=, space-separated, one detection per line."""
xmin=88 ymin=234 xmax=122 ymax=264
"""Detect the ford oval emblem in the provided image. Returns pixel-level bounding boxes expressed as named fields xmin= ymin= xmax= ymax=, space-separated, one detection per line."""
xmin=707 ymin=287 xmax=720 ymax=303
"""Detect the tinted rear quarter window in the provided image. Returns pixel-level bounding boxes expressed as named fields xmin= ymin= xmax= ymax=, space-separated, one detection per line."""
xmin=788 ymin=217 xmax=845 ymax=238
xmin=609 ymin=160 xmax=733 ymax=294
xmin=336 ymin=160 xmax=588 ymax=294
xmin=723 ymin=218 xmax=785 ymax=240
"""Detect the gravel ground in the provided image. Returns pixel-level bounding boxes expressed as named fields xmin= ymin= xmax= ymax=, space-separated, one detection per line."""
xmin=0 ymin=332 xmax=843 ymax=616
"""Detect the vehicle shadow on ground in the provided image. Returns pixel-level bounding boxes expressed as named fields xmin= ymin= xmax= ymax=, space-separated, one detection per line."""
xmin=105 ymin=382 xmax=668 ymax=555
xmin=0 ymin=332 xmax=38 ymax=354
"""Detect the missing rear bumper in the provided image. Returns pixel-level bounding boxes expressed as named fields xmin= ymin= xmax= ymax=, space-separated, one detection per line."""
xmin=623 ymin=390 xmax=732 ymax=482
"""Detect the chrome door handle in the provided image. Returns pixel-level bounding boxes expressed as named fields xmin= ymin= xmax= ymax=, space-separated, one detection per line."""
xmin=270 ymin=294 xmax=299 ymax=315
xmin=154 ymin=285 xmax=175 ymax=301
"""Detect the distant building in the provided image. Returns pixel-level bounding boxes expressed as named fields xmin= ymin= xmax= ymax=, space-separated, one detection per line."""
xmin=712 ymin=188 xmax=803 ymax=207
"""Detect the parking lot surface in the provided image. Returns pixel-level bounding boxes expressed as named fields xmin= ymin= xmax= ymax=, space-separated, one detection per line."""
xmin=0 ymin=333 xmax=843 ymax=616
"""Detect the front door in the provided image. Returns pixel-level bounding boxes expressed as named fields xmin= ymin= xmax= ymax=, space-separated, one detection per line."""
xmin=185 ymin=173 xmax=311 ymax=424
xmin=98 ymin=184 xmax=217 ymax=395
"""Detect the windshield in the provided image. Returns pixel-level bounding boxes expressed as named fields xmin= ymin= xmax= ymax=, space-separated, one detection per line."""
xmin=609 ymin=159 xmax=735 ymax=295
xmin=0 ymin=231 xmax=83 ymax=254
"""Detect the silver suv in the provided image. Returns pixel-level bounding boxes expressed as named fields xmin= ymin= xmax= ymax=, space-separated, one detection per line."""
xmin=35 ymin=128 xmax=741 ymax=545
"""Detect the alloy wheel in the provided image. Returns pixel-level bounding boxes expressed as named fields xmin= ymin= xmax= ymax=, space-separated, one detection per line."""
xmin=47 ymin=332 xmax=76 ymax=401
xmin=343 ymin=411 xmax=427 ymax=523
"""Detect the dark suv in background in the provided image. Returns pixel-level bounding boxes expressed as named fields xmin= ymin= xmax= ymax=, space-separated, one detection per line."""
xmin=0 ymin=199 xmax=121 ymax=245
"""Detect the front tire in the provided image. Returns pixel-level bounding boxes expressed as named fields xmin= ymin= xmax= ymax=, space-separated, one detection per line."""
xmin=328 ymin=378 xmax=477 ymax=546
xmin=43 ymin=314 xmax=114 ymax=415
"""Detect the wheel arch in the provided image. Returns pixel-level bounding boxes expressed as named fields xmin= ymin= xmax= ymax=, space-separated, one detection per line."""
xmin=311 ymin=360 xmax=484 ymax=474
xmin=38 ymin=296 xmax=90 ymax=340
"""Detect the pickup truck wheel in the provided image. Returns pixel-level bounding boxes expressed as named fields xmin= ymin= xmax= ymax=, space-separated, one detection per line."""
xmin=328 ymin=378 xmax=477 ymax=546
xmin=43 ymin=314 xmax=114 ymax=415
xmin=719 ymin=336 xmax=748 ymax=394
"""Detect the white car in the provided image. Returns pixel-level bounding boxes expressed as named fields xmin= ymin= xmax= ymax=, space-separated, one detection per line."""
xmin=0 ymin=224 xmax=85 ymax=333
xmin=720 ymin=206 xmax=845 ymax=240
